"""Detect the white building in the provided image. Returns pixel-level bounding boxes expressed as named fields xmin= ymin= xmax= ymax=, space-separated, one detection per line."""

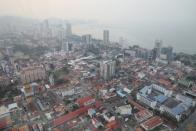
xmin=136 ymin=84 xmax=172 ymax=109
xmin=0 ymin=106 xmax=10 ymax=118
xmin=123 ymin=87 xmax=132 ymax=94
xmin=8 ymin=103 xmax=18 ymax=112
xmin=103 ymin=112 xmax=115 ymax=122
xmin=159 ymin=94 xmax=195 ymax=122
xmin=116 ymin=105 xmax=132 ymax=115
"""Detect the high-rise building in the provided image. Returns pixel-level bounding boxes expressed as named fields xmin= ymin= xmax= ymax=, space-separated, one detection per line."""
xmin=66 ymin=23 xmax=72 ymax=37
xmin=42 ymin=19 xmax=51 ymax=39
xmin=20 ymin=66 xmax=46 ymax=84
xmin=5 ymin=46 xmax=14 ymax=56
xmin=62 ymin=42 xmax=73 ymax=52
xmin=161 ymin=46 xmax=173 ymax=63
xmin=100 ymin=60 xmax=116 ymax=80
xmin=82 ymin=34 xmax=92 ymax=44
xmin=154 ymin=40 xmax=162 ymax=59
xmin=103 ymin=30 xmax=109 ymax=44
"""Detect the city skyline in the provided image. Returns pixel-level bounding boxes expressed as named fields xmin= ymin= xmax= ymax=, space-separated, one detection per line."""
xmin=0 ymin=0 xmax=196 ymax=54
xmin=0 ymin=1 xmax=195 ymax=130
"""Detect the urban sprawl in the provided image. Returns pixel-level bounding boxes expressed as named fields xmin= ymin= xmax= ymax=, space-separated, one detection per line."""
xmin=0 ymin=20 xmax=195 ymax=131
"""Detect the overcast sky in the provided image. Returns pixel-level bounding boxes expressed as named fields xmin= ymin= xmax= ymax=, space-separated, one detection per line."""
xmin=0 ymin=0 xmax=196 ymax=53
xmin=0 ymin=0 xmax=195 ymax=24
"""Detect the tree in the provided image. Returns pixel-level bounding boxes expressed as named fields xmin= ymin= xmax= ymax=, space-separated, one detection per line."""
xmin=72 ymin=104 xmax=79 ymax=111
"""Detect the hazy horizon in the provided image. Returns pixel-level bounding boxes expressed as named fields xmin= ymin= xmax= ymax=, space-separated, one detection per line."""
xmin=0 ymin=0 xmax=196 ymax=54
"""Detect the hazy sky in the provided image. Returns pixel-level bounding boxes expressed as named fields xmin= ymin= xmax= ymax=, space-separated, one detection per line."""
xmin=0 ymin=0 xmax=196 ymax=53
xmin=0 ymin=0 xmax=195 ymax=23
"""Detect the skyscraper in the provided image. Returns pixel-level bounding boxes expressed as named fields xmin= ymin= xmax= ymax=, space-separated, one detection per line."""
xmin=66 ymin=23 xmax=72 ymax=37
xmin=154 ymin=40 xmax=162 ymax=59
xmin=103 ymin=30 xmax=109 ymax=44
xmin=161 ymin=46 xmax=173 ymax=64
xmin=82 ymin=34 xmax=92 ymax=44
xmin=100 ymin=60 xmax=116 ymax=80
xmin=62 ymin=42 xmax=73 ymax=52
xmin=5 ymin=46 xmax=14 ymax=57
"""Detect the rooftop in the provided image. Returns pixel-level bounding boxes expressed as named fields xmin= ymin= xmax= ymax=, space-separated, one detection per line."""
xmin=163 ymin=98 xmax=180 ymax=109
xmin=0 ymin=106 xmax=9 ymax=116
xmin=53 ymin=101 xmax=101 ymax=127
xmin=0 ymin=116 xmax=12 ymax=129
xmin=76 ymin=96 xmax=94 ymax=106
xmin=135 ymin=110 xmax=153 ymax=122
xmin=141 ymin=116 xmax=163 ymax=131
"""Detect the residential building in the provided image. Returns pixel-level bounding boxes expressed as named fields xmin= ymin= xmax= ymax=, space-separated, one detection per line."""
xmin=0 ymin=76 xmax=11 ymax=87
xmin=0 ymin=106 xmax=10 ymax=119
xmin=154 ymin=40 xmax=162 ymax=59
xmin=92 ymin=118 xmax=103 ymax=128
xmin=82 ymin=34 xmax=92 ymax=45
xmin=66 ymin=23 xmax=72 ymax=37
xmin=100 ymin=60 xmax=116 ymax=80
xmin=140 ymin=116 xmax=163 ymax=131
xmin=103 ymin=30 xmax=109 ymax=44
xmin=20 ymin=66 xmax=46 ymax=84
xmin=5 ymin=46 xmax=14 ymax=57
xmin=161 ymin=46 xmax=173 ymax=64
xmin=76 ymin=96 xmax=95 ymax=107
xmin=62 ymin=42 xmax=73 ymax=52
xmin=116 ymin=105 xmax=132 ymax=115
xmin=103 ymin=111 xmax=115 ymax=122
xmin=134 ymin=110 xmax=153 ymax=122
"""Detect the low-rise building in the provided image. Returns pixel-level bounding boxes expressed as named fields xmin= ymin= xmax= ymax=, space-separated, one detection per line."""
xmin=92 ymin=118 xmax=104 ymax=128
xmin=0 ymin=106 xmax=10 ymax=119
xmin=76 ymin=96 xmax=95 ymax=107
xmin=116 ymin=105 xmax=132 ymax=116
xmin=8 ymin=103 xmax=18 ymax=112
xmin=88 ymin=108 xmax=96 ymax=118
xmin=134 ymin=110 xmax=153 ymax=122
xmin=136 ymin=84 xmax=172 ymax=109
xmin=159 ymin=94 xmax=195 ymax=121
xmin=140 ymin=116 xmax=163 ymax=131
xmin=103 ymin=111 xmax=115 ymax=122
xmin=0 ymin=76 xmax=11 ymax=87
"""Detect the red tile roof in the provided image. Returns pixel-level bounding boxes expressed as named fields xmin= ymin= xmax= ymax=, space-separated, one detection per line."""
xmin=135 ymin=127 xmax=144 ymax=131
xmin=0 ymin=117 xmax=12 ymax=130
xmin=53 ymin=101 xmax=101 ymax=127
xmin=135 ymin=110 xmax=153 ymax=122
xmin=141 ymin=116 xmax=163 ymax=130
xmin=106 ymin=120 xmax=119 ymax=130
xmin=76 ymin=96 xmax=95 ymax=106
xmin=0 ymin=120 xmax=7 ymax=129
xmin=128 ymin=98 xmax=145 ymax=111
xmin=158 ymin=79 xmax=171 ymax=87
